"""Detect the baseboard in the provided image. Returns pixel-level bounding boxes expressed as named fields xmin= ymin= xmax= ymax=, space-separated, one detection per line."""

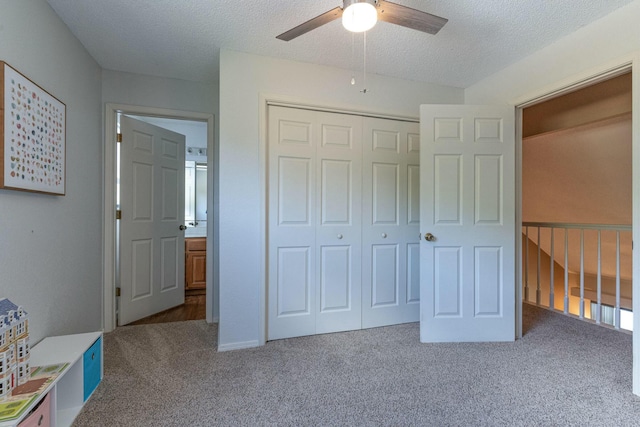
xmin=218 ymin=340 xmax=260 ymax=352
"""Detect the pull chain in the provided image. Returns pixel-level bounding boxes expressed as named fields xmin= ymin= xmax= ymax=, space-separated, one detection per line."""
xmin=351 ymin=32 xmax=356 ymax=85
xmin=361 ymin=30 xmax=368 ymax=93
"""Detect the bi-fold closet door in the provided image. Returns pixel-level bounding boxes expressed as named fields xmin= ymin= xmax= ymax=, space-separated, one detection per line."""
xmin=267 ymin=105 xmax=420 ymax=340
xmin=361 ymin=118 xmax=421 ymax=328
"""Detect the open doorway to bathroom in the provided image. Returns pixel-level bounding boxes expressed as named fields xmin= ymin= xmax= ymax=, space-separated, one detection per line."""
xmin=102 ymin=103 xmax=216 ymax=332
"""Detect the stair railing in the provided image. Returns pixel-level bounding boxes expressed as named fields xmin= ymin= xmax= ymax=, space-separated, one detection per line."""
xmin=522 ymin=222 xmax=632 ymax=330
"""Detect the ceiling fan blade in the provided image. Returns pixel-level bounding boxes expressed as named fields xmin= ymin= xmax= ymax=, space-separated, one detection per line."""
xmin=276 ymin=7 xmax=343 ymax=41
xmin=377 ymin=0 xmax=448 ymax=35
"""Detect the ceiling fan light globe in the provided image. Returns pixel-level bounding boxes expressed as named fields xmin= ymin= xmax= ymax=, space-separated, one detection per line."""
xmin=342 ymin=2 xmax=377 ymax=33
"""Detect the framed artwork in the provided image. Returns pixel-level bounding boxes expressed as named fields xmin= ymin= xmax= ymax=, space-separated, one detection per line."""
xmin=0 ymin=61 xmax=66 ymax=195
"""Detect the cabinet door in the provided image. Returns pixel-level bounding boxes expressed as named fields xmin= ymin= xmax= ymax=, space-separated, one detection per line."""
xmin=186 ymin=253 xmax=206 ymax=290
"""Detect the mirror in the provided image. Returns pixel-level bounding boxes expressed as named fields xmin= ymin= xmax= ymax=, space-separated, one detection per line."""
xmin=185 ymin=161 xmax=207 ymax=229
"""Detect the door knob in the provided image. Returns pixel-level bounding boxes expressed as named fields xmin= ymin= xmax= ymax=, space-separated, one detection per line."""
xmin=424 ymin=233 xmax=436 ymax=242
xmin=337 ymin=234 xmax=343 ymax=239
xmin=179 ymin=225 xmax=187 ymax=231
xmin=381 ymin=233 xmax=387 ymax=238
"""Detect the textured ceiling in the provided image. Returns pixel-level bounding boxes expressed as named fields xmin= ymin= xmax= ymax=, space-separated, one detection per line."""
xmin=46 ymin=0 xmax=636 ymax=88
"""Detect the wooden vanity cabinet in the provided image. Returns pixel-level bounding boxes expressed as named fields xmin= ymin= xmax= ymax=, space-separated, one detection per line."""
xmin=185 ymin=238 xmax=206 ymax=290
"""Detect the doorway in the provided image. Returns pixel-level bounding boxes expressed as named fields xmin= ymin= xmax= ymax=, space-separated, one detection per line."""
xmin=103 ymin=104 xmax=216 ymax=331
xmin=520 ymin=72 xmax=632 ymax=331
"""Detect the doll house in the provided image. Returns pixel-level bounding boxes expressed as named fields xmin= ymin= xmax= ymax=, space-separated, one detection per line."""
xmin=0 ymin=299 xmax=30 ymax=401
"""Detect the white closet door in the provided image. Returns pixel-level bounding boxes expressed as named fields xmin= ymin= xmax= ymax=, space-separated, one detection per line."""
xmin=268 ymin=107 xmax=317 ymax=340
xmin=362 ymin=118 xmax=421 ymax=328
xmin=268 ymin=107 xmax=363 ymax=339
xmin=315 ymin=111 xmax=363 ymax=334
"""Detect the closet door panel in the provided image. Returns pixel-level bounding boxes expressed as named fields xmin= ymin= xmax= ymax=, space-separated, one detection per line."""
xmin=315 ymin=112 xmax=363 ymax=334
xmin=277 ymin=247 xmax=312 ymax=316
xmin=362 ymin=118 xmax=420 ymax=328
xmin=372 ymin=162 xmax=399 ymax=224
xmin=268 ymin=106 xmax=317 ymax=340
xmin=371 ymin=244 xmax=399 ymax=307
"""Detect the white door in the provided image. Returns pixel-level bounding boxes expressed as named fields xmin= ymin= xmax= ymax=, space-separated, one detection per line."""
xmin=420 ymin=105 xmax=515 ymax=342
xmin=315 ymin=111 xmax=363 ymax=334
xmin=119 ymin=115 xmax=186 ymax=325
xmin=267 ymin=106 xmax=363 ymax=339
xmin=362 ymin=118 xmax=421 ymax=328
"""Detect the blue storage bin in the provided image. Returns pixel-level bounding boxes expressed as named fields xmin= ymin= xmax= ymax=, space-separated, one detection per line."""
xmin=83 ymin=336 xmax=102 ymax=401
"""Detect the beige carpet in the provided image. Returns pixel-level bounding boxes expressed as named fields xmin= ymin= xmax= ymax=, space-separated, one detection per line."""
xmin=73 ymin=304 xmax=640 ymax=426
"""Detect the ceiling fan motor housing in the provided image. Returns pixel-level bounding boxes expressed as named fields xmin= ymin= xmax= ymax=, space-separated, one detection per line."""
xmin=342 ymin=0 xmax=378 ymax=33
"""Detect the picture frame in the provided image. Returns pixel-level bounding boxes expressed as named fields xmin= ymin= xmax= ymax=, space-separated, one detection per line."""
xmin=0 ymin=61 xmax=66 ymax=195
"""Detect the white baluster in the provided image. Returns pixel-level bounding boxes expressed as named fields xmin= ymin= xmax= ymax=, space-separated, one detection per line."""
xmin=596 ymin=230 xmax=601 ymax=325
xmin=579 ymin=229 xmax=585 ymax=319
xmin=549 ymin=227 xmax=555 ymax=310
xmin=615 ymin=231 xmax=621 ymax=330
xmin=564 ymin=228 xmax=569 ymax=314
xmin=524 ymin=226 xmax=529 ymax=302
xmin=536 ymin=227 xmax=541 ymax=305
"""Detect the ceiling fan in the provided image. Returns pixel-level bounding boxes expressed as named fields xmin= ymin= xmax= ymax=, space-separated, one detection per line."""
xmin=276 ymin=0 xmax=448 ymax=41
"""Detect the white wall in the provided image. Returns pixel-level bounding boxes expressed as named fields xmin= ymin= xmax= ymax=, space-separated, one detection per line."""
xmin=102 ymin=70 xmax=218 ymax=116
xmin=0 ymin=0 xmax=102 ymax=343
xmin=465 ymin=0 xmax=640 ymax=395
xmin=523 ymin=116 xmax=632 ymax=225
xmin=218 ymin=49 xmax=464 ymax=350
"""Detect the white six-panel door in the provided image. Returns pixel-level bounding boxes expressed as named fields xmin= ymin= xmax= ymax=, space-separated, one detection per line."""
xmin=362 ymin=118 xmax=421 ymax=328
xmin=268 ymin=106 xmax=363 ymax=339
xmin=315 ymin=111 xmax=364 ymax=334
xmin=268 ymin=107 xmax=316 ymax=339
xmin=268 ymin=106 xmax=419 ymax=340
xmin=420 ymin=105 xmax=515 ymax=342
xmin=119 ymin=116 xmax=186 ymax=325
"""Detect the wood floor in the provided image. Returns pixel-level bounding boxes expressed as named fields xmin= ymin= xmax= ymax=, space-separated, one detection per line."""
xmin=128 ymin=294 xmax=206 ymax=325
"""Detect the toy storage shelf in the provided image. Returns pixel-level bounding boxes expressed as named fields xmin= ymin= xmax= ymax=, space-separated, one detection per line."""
xmin=0 ymin=332 xmax=102 ymax=427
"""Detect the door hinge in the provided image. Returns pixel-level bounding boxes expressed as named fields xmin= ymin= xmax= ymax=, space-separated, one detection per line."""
xmin=115 ymin=287 xmax=121 ymax=297
xmin=116 ymin=133 xmax=122 ymax=143
xmin=116 ymin=210 xmax=122 ymax=220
